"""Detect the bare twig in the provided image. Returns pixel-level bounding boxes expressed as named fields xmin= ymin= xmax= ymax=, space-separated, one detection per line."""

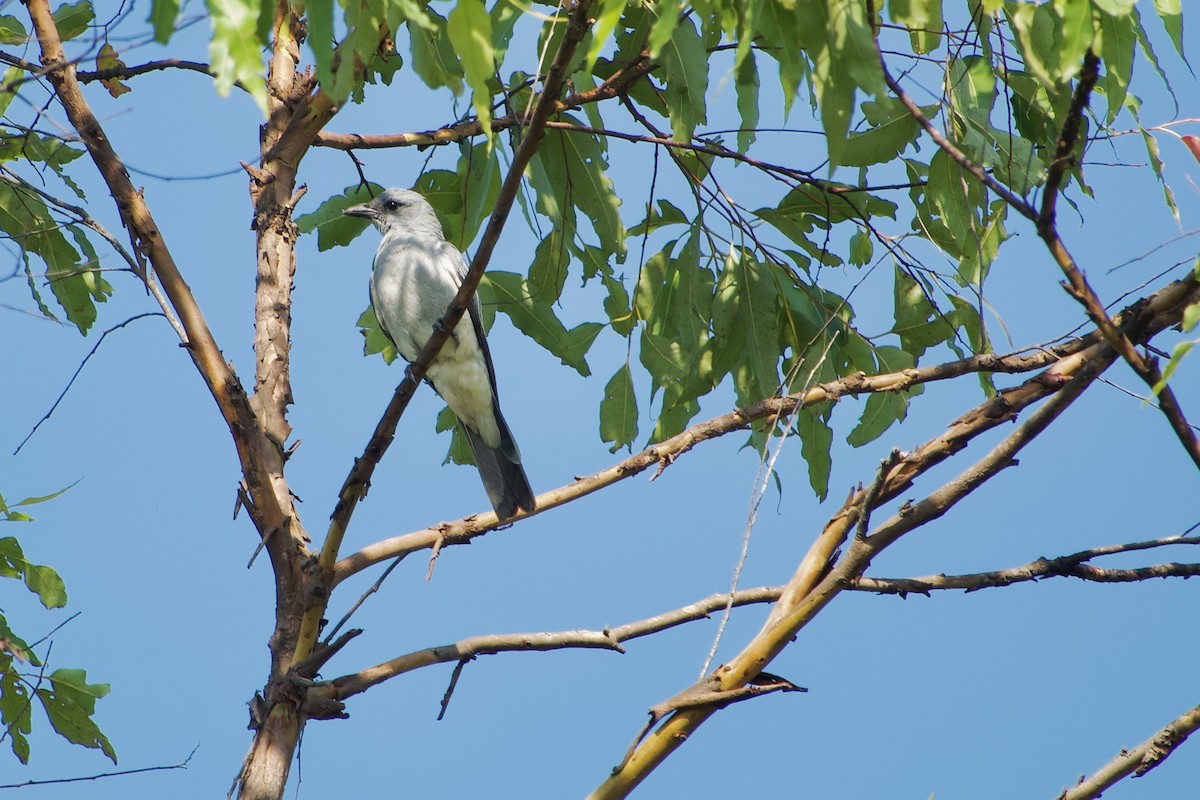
xmin=0 ymin=744 xmax=200 ymax=789
xmin=14 ymin=313 xmax=163 ymax=454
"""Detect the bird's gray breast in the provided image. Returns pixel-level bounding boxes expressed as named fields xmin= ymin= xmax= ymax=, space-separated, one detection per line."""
xmin=369 ymin=233 xmax=463 ymax=361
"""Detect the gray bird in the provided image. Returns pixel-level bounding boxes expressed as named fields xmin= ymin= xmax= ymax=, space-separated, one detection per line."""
xmin=344 ymin=188 xmax=536 ymax=521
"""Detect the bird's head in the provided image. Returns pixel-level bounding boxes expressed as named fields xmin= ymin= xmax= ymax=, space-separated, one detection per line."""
xmin=343 ymin=187 xmax=443 ymax=237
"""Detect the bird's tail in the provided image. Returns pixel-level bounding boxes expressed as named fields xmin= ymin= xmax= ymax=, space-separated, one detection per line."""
xmin=463 ymin=418 xmax=536 ymax=522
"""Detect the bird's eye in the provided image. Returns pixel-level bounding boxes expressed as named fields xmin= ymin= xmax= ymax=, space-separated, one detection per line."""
xmin=384 ymin=199 xmax=402 ymax=211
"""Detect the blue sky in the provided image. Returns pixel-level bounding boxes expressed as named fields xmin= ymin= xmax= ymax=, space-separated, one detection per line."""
xmin=3 ymin=2 xmax=1200 ymax=798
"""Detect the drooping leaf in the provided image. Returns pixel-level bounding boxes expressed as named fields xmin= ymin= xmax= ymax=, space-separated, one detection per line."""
xmin=734 ymin=52 xmax=760 ymax=154
xmin=36 ymin=669 xmax=115 ymax=763
xmin=447 ymin=0 xmax=495 ymax=136
xmin=890 ymin=0 xmax=944 ymax=54
xmin=148 ymin=0 xmax=179 ymax=42
xmin=0 ymin=15 xmax=28 ymax=44
xmin=206 ymin=0 xmax=269 ymax=112
xmin=410 ymin=9 xmax=464 ymax=93
xmin=600 ymin=363 xmax=639 ymax=452
xmin=96 ymin=44 xmax=131 ymax=98
xmin=798 ymin=406 xmax=832 ymax=501
xmin=659 ymin=16 xmax=708 ymax=143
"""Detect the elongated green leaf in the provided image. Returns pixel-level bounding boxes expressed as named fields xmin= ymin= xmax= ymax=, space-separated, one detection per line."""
xmin=206 ymin=0 xmax=268 ymax=112
xmin=600 ymin=363 xmax=638 ymax=452
xmin=148 ymin=0 xmax=179 ymax=42
xmin=447 ymin=0 xmax=494 ymax=136
xmin=735 ymin=52 xmax=760 ymax=154
xmin=411 ymin=10 xmax=464 ymax=92
xmin=0 ymin=660 xmax=32 ymax=763
xmin=586 ymin=0 xmax=628 ymax=70
xmin=758 ymin=0 xmax=806 ymax=119
xmin=1055 ymin=0 xmax=1096 ymax=82
xmin=798 ymin=406 xmax=832 ymax=501
xmin=1099 ymin=9 xmax=1136 ymax=122
xmin=0 ymin=182 xmax=109 ymax=333
xmin=1151 ymin=0 xmax=1186 ymax=63
xmin=890 ymin=0 xmax=943 ymax=54
xmin=659 ymin=17 xmax=708 ymax=144
xmin=846 ymin=346 xmax=917 ymax=447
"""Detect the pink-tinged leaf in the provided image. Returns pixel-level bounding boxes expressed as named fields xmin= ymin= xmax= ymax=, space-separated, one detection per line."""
xmin=1181 ymin=135 xmax=1200 ymax=164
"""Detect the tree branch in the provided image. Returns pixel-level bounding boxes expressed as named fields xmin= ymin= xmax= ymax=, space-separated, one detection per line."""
xmin=1033 ymin=50 xmax=1200 ymax=470
xmin=334 ymin=274 xmax=1199 ymax=586
xmin=75 ymin=58 xmax=213 ymax=83
xmin=313 ymin=53 xmax=655 ymax=151
xmin=1057 ymin=703 xmax=1200 ymax=800
xmin=590 ymin=272 xmax=1200 ymax=797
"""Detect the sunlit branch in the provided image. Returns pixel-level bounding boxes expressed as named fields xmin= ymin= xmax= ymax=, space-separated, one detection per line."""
xmin=333 ymin=288 xmax=1190 ymax=587
xmin=1057 ymin=703 xmax=1200 ymax=800
xmin=309 ymin=586 xmax=786 ymax=708
xmin=591 ymin=270 xmax=1200 ymax=796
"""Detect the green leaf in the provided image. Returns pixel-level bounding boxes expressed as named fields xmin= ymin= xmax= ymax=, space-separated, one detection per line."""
xmin=148 ymin=0 xmax=179 ymax=42
xmin=532 ymin=119 xmax=625 ymax=257
xmin=206 ymin=0 xmax=269 ymax=112
xmin=483 ymin=271 xmax=596 ymax=376
xmin=52 ymin=1 xmax=93 ymax=42
xmin=659 ymin=16 xmax=708 ymax=143
xmin=0 ymin=537 xmax=68 ymax=608
xmin=447 ymin=0 xmax=495 ymax=137
xmin=798 ymin=406 xmax=832 ymax=501
xmin=36 ymin=669 xmax=114 ymax=763
xmin=1150 ymin=0 xmax=1186 ymax=63
xmin=846 ymin=346 xmax=917 ymax=447
xmin=528 ymin=230 xmax=570 ymax=303
xmin=295 ymin=183 xmax=383 ymax=251
xmin=1098 ymin=9 xmax=1136 ymax=122
xmin=0 ymin=182 xmax=109 ymax=333
xmin=889 ymin=0 xmax=944 ymax=54
xmin=1141 ymin=130 xmax=1179 ymax=223
xmin=586 ymin=0 xmax=628 ymax=70
xmin=734 ymin=52 xmax=760 ymax=154
xmin=0 ymin=15 xmax=28 ymax=44
xmin=758 ymin=0 xmax=806 ymax=118
xmin=1055 ymin=0 xmax=1096 ymax=82
xmin=358 ymin=306 xmax=398 ymax=363
xmin=410 ymin=10 xmax=464 ymax=93
xmin=1154 ymin=340 xmax=1195 ymax=396
xmin=600 ymin=363 xmax=639 ymax=452
xmin=0 ymin=662 xmax=32 ymax=763
xmin=848 ymin=230 xmax=873 ymax=267
xmin=840 ymin=99 xmax=926 ymax=167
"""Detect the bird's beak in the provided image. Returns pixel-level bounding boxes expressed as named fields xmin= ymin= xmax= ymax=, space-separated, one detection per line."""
xmin=343 ymin=203 xmax=376 ymax=220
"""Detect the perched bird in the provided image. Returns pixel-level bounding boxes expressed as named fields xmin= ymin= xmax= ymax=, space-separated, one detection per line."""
xmin=344 ymin=188 xmax=536 ymax=521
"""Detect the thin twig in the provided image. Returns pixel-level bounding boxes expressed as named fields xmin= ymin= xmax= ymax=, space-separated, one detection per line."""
xmin=0 ymin=744 xmax=200 ymax=789
xmin=14 ymin=313 xmax=163 ymax=454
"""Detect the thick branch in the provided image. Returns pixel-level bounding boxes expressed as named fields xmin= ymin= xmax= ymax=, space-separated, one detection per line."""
xmin=1057 ymin=703 xmax=1200 ymax=800
xmin=589 ymin=275 xmax=1200 ymax=798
